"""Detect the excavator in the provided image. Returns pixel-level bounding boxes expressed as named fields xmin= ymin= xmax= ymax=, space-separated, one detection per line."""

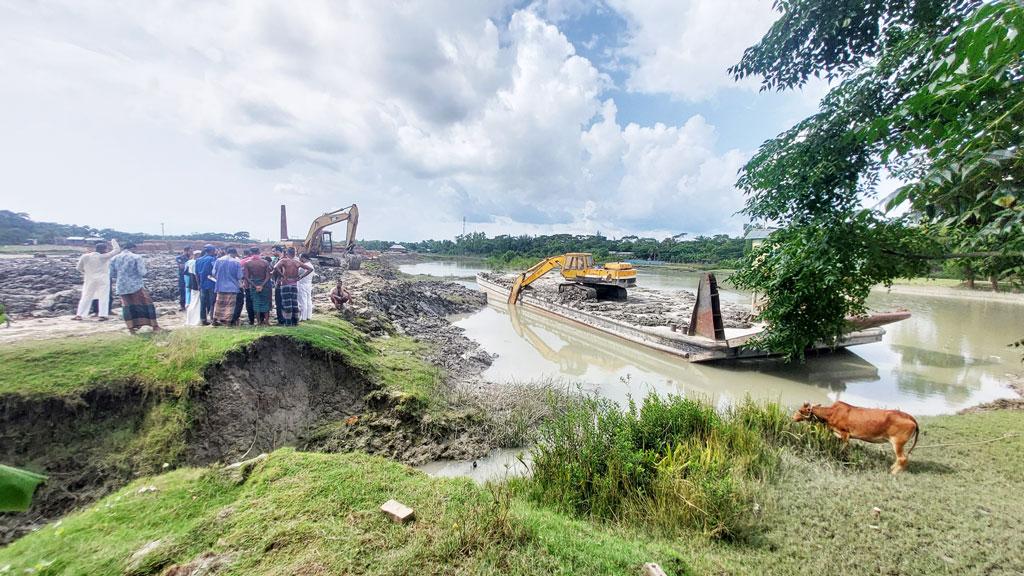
xmin=507 ymin=252 xmax=636 ymax=304
xmin=280 ymin=204 xmax=360 ymax=268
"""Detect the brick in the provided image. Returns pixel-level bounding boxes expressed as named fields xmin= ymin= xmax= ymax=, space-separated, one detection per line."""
xmin=380 ymin=499 xmax=415 ymax=524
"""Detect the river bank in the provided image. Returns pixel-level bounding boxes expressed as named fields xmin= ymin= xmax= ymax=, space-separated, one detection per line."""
xmin=2 ymin=255 xmax=1022 ymax=574
xmin=0 ymin=259 xmax=541 ymax=544
xmin=1 ymin=407 xmax=1021 ymax=575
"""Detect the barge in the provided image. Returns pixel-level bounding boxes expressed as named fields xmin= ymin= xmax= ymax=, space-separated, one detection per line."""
xmin=476 ymin=272 xmax=908 ymax=363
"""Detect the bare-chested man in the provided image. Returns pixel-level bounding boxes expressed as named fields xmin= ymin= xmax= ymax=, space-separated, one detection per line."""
xmin=329 ymin=279 xmax=352 ymax=311
xmin=272 ymin=248 xmax=313 ymax=326
xmin=243 ymin=250 xmax=273 ymax=325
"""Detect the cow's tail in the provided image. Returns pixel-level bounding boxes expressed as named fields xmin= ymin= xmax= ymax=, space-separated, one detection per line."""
xmin=907 ymin=417 xmax=920 ymax=455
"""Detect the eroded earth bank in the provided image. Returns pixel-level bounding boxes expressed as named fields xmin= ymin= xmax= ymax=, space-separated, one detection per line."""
xmin=0 ymin=259 xmax=521 ymax=544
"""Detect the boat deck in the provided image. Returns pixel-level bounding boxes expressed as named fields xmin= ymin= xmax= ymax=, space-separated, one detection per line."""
xmin=476 ymin=274 xmax=890 ymax=362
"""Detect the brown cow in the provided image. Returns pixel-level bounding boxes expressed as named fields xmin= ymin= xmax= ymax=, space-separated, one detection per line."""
xmin=793 ymin=401 xmax=919 ymax=474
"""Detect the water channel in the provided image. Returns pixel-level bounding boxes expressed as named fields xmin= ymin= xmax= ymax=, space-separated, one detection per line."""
xmin=403 ymin=258 xmax=1023 ymax=480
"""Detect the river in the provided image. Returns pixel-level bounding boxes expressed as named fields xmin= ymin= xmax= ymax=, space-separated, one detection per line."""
xmin=403 ymin=258 xmax=1023 ymax=479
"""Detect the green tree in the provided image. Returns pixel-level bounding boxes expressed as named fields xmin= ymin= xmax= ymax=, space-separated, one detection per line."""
xmin=729 ymin=0 xmax=1022 ymax=360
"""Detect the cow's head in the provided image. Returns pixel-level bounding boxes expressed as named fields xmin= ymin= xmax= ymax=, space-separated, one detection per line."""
xmin=792 ymin=402 xmax=815 ymax=422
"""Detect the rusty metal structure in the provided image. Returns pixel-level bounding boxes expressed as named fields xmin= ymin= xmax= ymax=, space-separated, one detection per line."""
xmin=687 ymin=272 xmax=726 ymax=341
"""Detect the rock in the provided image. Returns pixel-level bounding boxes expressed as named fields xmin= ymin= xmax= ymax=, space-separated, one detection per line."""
xmin=642 ymin=563 xmax=668 ymax=576
xmin=380 ymin=499 xmax=415 ymax=524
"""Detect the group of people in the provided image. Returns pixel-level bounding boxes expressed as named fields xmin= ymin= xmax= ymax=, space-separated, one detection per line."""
xmin=73 ymin=239 xmax=162 ymax=334
xmin=178 ymin=244 xmax=318 ymax=327
xmin=74 ymin=240 xmax=355 ymax=335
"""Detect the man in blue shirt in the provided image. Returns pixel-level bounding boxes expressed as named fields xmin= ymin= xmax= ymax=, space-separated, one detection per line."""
xmin=195 ymin=245 xmax=217 ymax=326
xmin=211 ymin=247 xmax=243 ymax=326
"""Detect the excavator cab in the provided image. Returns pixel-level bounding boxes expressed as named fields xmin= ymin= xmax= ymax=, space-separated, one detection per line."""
xmin=280 ymin=204 xmax=360 ymax=269
xmin=320 ymin=231 xmax=334 ymax=254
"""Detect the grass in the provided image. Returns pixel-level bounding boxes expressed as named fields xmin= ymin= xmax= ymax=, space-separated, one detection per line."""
xmin=0 ymin=317 xmax=414 ymax=398
xmin=525 ymin=394 xmax=859 ymax=540
xmin=3 ymin=411 xmax=1022 ymax=575
xmin=371 ymin=336 xmax=443 ymax=410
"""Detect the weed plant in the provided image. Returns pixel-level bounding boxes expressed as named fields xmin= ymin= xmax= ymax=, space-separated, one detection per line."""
xmin=528 ymin=393 xmax=862 ymax=539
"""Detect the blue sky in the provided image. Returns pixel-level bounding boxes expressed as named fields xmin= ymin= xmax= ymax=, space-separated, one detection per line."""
xmin=0 ymin=0 xmax=828 ymax=241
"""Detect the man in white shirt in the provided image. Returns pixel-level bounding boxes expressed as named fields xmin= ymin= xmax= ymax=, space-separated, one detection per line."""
xmin=72 ymin=239 xmax=121 ymax=321
xmin=297 ymin=253 xmax=316 ymax=321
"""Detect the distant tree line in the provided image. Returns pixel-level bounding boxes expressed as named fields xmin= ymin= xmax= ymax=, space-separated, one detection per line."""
xmin=0 ymin=211 xmax=254 ymax=245
xmin=362 ymin=232 xmax=747 ymax=266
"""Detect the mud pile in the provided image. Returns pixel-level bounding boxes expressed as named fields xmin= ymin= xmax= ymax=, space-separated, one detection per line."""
xmin=363 ymin=278 xmax=493 ymax=386
xmin=479 ymin=272 xmax=753 ymax=330
xmin=0 ymin=332 xmax=493 ymax=544
xmin=0 ymin=253 xmax=182 ymax=317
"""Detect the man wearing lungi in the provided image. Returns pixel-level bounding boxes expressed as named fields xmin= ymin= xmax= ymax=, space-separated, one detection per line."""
xmin=109 ymin=242 xmax=161 ymax=334
xmin=243 ymin=249 xmax=274 ymax=326
xmin=211 ymin=247 xmax=243 ymax=326
xmin=272 ymin=247 xmax=313 ymax=326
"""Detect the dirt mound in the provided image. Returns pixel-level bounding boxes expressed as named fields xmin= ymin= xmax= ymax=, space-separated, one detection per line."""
xmin=0 ymin=253 xmax=181 ymax=317
xmin=365 ymin=280 xmax=486 ymax=319
xmin=479 ymin=271 xmax=753 ymax=331
xmin=186 ymin=336 xmax=372 ymax=464
xmin=363 ymin=279 xmax=492 ymax=385
xmin=0 ymin=384 xmax=161 ymax=544
xmin=0 ymin=332 xmax=494 ymax=545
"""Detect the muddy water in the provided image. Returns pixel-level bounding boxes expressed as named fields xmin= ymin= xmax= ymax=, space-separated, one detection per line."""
xmin=419 ymin=261 xmax=1023 ymax=480
xmin=399 ymin=259 xmax=484 ymax=279
xmin=420 ymin=260 xmax=1020 ymax=414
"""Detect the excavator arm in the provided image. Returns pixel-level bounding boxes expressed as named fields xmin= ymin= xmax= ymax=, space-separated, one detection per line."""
xmin=507 ymin=255 xmax=565 ymax=304
xmin=303 ymin=204 xmax=359 ymax=256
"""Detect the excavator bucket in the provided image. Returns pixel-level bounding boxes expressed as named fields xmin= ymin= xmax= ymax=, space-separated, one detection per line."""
xmin=687 ymin=272 xmax=726 ymax=341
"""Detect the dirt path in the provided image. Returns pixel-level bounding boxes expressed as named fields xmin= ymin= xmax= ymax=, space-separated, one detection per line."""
xmin=0 ymin=304 xmax=186 ymax=344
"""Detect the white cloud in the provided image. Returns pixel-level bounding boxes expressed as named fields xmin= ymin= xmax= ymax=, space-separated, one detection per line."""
xmin=0 ymin=1 xmax=754 ymax=240
xmin=609 ymin=0 xmax=779 ymax=101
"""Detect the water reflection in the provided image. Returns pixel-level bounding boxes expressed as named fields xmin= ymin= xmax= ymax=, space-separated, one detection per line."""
xmin=398 ymin=259 xmax=484 ymax=279
xmin=403 ymin=258 xmax=1021 ymax=414
xmin=455 ymin=292 xmax=1021 ymax=415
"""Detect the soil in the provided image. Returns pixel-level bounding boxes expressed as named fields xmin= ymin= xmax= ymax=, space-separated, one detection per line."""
xmin=185 ymin=337 xmax=372 ymax=464
xmin=0 ymin=322 xmax=493 ymax=545
xmin=478 ymin=271 xmax=754 ymax=331
xmin=0 ymin=253 xmax=182 ymax=318
xmin=332 ymin=259 xmax=493 ymax=389
xmin=0 ymin=384 xmax=162 ymax=544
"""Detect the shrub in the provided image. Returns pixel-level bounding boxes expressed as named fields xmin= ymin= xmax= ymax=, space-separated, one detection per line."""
xmin=528 ymin=394 xmax=780 ymax=540
xmin=528 ymin=394 xmax=874 ymax=540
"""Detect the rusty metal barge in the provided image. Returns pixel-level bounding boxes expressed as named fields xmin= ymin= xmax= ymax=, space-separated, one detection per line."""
xmin=475 ymin=272 xmax=908 ymax=363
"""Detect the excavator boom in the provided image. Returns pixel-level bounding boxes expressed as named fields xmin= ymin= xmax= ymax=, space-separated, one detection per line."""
xmin=507 ymin=253 xmax=636 ymax=304
xmin=279 ymin=203 xmax=360 ymax=268
xmin=303 ymin=204 xmax=359 ymax=256
xmin=507 ymin=255 xmax=565 ymax=304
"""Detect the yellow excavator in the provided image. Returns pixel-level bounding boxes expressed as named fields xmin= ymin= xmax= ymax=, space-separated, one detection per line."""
xmin=280 ymin=204 xmax=360 ymax=268
xmin=507 ymin=253 xmax=636 ymax=304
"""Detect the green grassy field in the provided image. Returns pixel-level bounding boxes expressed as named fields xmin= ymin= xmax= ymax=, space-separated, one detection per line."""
xmin=0 ymin=317 xmax=437 ymax=402
xmin=2 ymin=409 xmax=1021 ymax=575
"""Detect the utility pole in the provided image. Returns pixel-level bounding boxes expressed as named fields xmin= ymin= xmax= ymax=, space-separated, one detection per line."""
xmin=462 ymin=216 xmax=466 ymax=236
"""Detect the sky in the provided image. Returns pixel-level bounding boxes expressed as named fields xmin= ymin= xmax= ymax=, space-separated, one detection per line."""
xmin=0 ymin=0 xmax=831 ymax=242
